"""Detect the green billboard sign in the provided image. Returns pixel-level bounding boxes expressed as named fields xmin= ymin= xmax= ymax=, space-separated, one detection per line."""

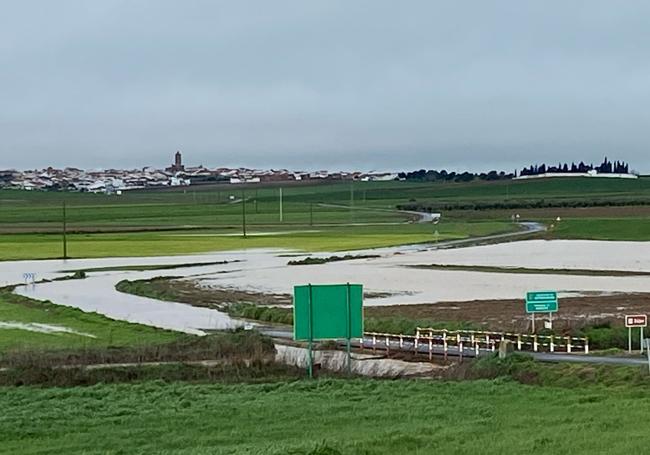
xmin=293 ymin=283 xmax=363 ymax=341
xmin=525 ymin=291 xmax=558 ymax=313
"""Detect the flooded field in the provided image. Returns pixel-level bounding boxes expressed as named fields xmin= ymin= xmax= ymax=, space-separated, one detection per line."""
xmin=3 ymin=239 xmax=650 ymax=333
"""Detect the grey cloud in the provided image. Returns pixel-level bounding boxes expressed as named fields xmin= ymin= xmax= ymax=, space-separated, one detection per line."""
xmin=1 ymin=1 xmax=649 ymax=172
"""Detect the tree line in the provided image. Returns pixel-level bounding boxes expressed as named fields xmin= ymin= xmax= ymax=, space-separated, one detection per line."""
xmin=520 ymin=157 xmax=630 ymax=177
xmin=397 ymin=169 xmax=514 ymax=182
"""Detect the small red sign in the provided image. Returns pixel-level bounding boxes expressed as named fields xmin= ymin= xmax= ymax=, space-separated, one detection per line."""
xmin=625 ymin=315 xmax=647 ymax=328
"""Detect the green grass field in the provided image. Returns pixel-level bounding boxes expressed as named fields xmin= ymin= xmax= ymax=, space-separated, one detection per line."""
xmin=0 ymin=177 xmax=648 ymax=261
xmin=0 ymin=222 xmax=516 ymax=260
xmin=550 ymin=218 xmax=650 ymax=241
xmin=2 ymin=177 xmax=650 ymax=230
xmin=1 ymin=378 xmax=648 ymax=454
xmin=0 ymin=290 xmax=178 ymax=351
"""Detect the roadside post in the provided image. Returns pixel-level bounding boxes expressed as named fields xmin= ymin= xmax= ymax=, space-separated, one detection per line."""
xmin=525 ymin=291 xmax=559 ymax=333
xmin=294 ymin=283 xmax=363 ymax=378
xmin=645 ymin=339 xmax=650 ymax=373
xmin=625 ymin=315 xmax=647 ymax=354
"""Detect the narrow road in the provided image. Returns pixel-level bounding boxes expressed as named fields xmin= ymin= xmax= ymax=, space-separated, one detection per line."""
xmin=259 ymin=326 xmax=650 ymax=368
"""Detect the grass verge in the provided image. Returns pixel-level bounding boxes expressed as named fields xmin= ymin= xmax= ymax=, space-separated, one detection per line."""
xmin=0 ymin=288 xmax=179 ymax=351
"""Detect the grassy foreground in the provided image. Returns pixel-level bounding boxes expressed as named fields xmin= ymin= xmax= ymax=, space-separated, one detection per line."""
xmin=1 ymin=378 xmax=648 ymax=454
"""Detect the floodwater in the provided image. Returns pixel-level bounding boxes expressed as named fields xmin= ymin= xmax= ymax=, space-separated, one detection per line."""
xmin=3 ymin=239 xmax=650 ymax=333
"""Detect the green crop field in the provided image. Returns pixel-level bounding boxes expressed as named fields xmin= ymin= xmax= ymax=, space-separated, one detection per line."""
xmin=0 ymin=222 xmax=516 ymax=261
xmin=0 ymin=177 xmax=648 ymax=259
xmin=1 ymin=378 xmax=648 ymax=454
xmin=2 ymin=177 xmax=650 ymax=229
xmin=550 ymin=217 xmax=650 ymax=241
xmin=0 ymin=290 xmax=178 ymax=351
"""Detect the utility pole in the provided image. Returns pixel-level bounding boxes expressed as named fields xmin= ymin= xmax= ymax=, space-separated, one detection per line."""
xmin=349 ymin=180 xmax=354 ymax=222
xmin=242 ymin=191 xmax=247 ymax=238
xmin=279 ymin=187 xmax=284 ymax=223
xmin=309 ymin=202 xmax=314 ymax=226
xmin=62 ymin=201 xmax=68 ymax=259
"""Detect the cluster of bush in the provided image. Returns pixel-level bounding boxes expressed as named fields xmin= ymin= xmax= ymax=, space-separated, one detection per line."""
xmin=228 ymin=303 xmax=293 ymax=326
xmin=288 ymin=254 xmax=380 ymax=266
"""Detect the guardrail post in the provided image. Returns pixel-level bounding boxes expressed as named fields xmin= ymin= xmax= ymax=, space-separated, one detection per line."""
xmin=443 ymin=333 xmax=448 ymax=360
xmin=533 ymin=335 xmax=538 ymax=352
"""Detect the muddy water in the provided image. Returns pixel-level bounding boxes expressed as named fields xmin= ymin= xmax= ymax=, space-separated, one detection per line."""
xmin=7 ymin=251 xmax=284 ymax=334
xmin=3 ymin=240 xmax=650 ymax=333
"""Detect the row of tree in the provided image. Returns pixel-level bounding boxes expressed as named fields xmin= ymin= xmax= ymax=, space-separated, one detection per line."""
xmin=520 ymin=157 xmax=630 ymax=177
xmin=397 ymin=169 xmax=514 ymax=182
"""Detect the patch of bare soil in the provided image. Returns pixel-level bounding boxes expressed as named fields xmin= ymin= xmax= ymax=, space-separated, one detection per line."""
xmin=167 ymin=279 xmax=292 ymax=308
xmin=168 ymin=279 xmax=397 ymax=308
xmin=366 ymin=293 xmax=650 ymax=332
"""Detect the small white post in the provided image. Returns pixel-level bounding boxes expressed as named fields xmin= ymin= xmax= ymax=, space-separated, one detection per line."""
xmin=641 ymin=327 xmax=645 ymax=354
xmin=629 ymin=327 xmax=632 ymax=354
xmin=443 ymin=333 xmax=447 ymax=360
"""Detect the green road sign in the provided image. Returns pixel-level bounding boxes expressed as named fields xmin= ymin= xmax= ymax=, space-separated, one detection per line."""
xmin=525 ymin=291 xmax=558 ymax=313
xmin=293 ymin=283 xmax=363 ymax=341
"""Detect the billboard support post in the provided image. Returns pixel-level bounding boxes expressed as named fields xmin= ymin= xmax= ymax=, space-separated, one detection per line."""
xmin=346 ymin=282 xmax=352 ymax=376
xmin=307 ymin=284 xmax=314 ymax=379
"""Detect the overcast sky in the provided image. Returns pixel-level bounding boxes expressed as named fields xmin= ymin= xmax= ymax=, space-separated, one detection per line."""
xmin=2 ymin=1 xmax=650 ymax=172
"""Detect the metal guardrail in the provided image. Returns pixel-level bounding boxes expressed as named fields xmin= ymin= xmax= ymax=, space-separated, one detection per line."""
xmin=360 ymin=328 xmax=589 ymax=361
xmin=415 ymin=327 xmax=589 ymax=354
